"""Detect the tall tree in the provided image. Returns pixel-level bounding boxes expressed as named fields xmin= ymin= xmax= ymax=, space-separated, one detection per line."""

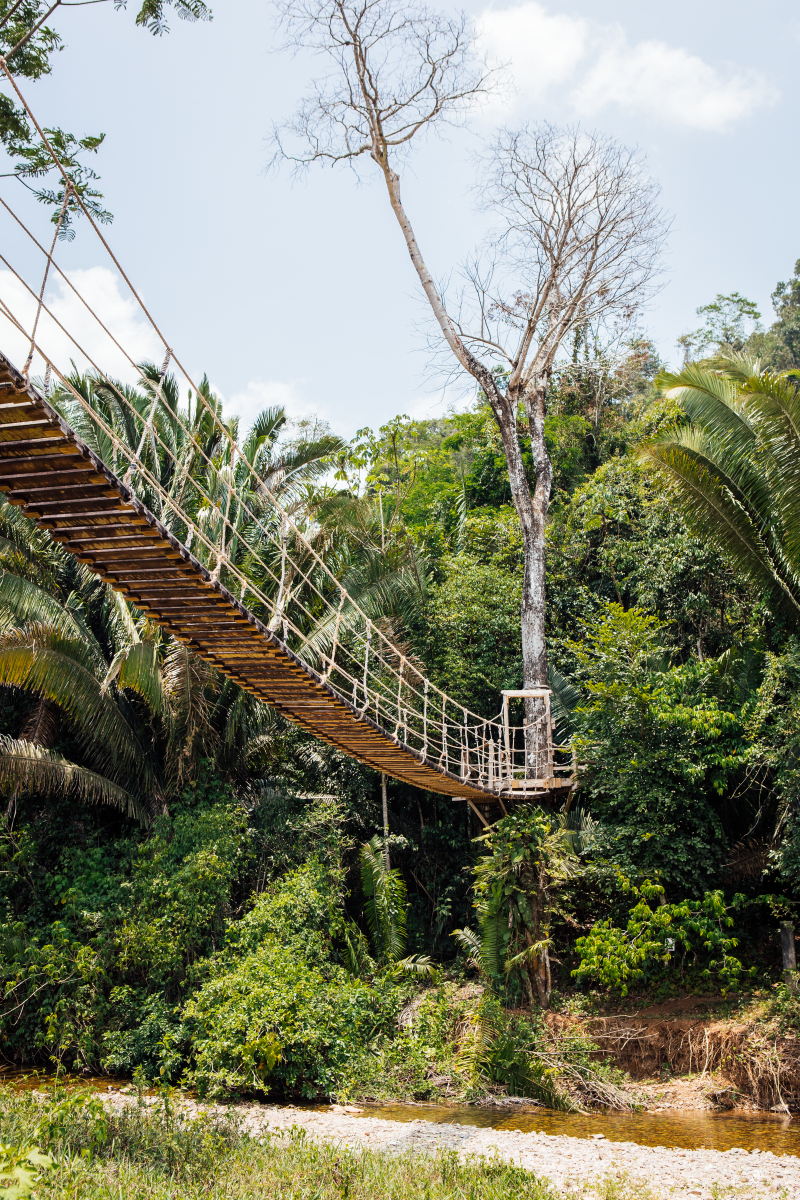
xmin=271 ymin=0 xmax=666 ymax=763
xmin=749 ymin=260 xmax=800 ymax=371
xmin=676 ymin=292 xmax=762 ymax=364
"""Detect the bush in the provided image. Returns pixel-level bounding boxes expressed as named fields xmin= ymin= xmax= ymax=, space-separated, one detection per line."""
xmin=566 ymin=603 xmax=746 ymax=896
xmin=182 ymin=860 xmax=399 ymax=1098
xmin=0 ymin=774 xmax=249 ymax=1074
xmin=573 ymin=879 xmax=753 ymax=996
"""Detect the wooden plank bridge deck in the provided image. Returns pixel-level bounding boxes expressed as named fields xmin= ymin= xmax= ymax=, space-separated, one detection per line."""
xmin=0 ymin=351 xmax=572 ymax=809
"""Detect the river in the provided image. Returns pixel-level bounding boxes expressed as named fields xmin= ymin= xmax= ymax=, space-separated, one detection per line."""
xmin=3 ymin=1070 xmax=797 ymax=1156
xmin=353 ymin=1100 xmax=799 ymax=1155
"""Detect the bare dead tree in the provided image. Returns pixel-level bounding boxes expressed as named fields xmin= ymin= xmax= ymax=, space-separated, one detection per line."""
xmin=271 ymin=0 xmax=667 ymax=771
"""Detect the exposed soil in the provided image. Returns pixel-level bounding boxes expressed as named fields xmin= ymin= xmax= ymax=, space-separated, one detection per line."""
xmin=547 ymin=994 xmax=800 ymax=1113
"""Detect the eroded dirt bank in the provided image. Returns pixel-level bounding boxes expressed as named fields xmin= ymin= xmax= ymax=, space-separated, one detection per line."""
xmin=101 ymin=1091 xmax=800 ymax=1198
xmin=546 ymin=996 xmax=800 ymax=1113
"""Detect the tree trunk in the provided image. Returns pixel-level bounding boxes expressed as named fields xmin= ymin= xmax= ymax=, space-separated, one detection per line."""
xmin=381 ymin=772 xmax=390 ymax=869
xmin=520 ymin=382 xmax=553 ymax=690
xmin=493 ymin=381 xmax=554 ymax=777
xmin=377 ymin=152 xmax=554 ymax=763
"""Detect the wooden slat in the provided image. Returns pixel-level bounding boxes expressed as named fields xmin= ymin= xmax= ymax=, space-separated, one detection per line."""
xmin=0 ymin=348 xmax=572 ymax=805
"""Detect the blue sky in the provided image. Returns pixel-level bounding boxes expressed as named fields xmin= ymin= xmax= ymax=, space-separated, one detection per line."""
xmin=0 ymin=0 xmax=795 ymax=434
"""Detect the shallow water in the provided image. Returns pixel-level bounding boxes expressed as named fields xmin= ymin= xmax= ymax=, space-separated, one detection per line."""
xmin=0 ymin=1069 xmax=131 ymax=1093
xmin=356 ymin=1101 xmax=799 ymax=1156
xmin=3 ymin=1070 xmax=797 ymax=1157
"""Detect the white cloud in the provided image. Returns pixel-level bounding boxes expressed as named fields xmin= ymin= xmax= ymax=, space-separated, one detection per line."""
xmin=573 ymin=35 xmax=777 ymax=131
xmin=480 ymin=2 xmax=778 ymax=131
xmin=481 ymin=3 xmax=588 ymax=99
xmin=224 ymin=378 xmax=327 ymax=432
xmin=0 ymin=266 xmax=162 ymax=386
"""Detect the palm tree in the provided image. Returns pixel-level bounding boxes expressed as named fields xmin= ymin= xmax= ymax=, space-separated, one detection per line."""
xmin=639 ymin=357 xmax=800 ymax=618
xmin=0 ymin=558 xmax=162 ymax=822
xmin=0 ymin=480 xmax=283 ymax=821
xmin=453 ymin=806 xmax=594 ymax=1009
xmin=0 ymin=366 xmax=432 ymax=823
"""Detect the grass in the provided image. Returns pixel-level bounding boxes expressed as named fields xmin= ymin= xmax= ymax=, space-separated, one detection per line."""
xmin=0 ymin=1084 xmax=661 ymax=1200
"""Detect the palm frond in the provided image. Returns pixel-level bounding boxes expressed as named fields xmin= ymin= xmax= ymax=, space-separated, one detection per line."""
xmin=105 ymin=586 xmax=141 ymax=648
xmin=0 ymin=736 xmax=141 ymax=819
xmin=19 ymin=697 xmax=59 ymax=747
xmin=0 ymin=573 xmax=76 ymax=634
xmin=104 ymin=641 xmax=165 ymax=716
xmin=452 ymin=926 xmax=482 ymax=970
xmin=391 ymin=953 xmax=436 ymax=977
xmin=360 ymin=835 xmax=408 ymax=964
xmin=161 ymin=640 xmax=219 ymax=781
xmin=0 ymin=633 xmax=150 ymax=781
xmin=642 ymin=364 xmax=800 ymax=618
xmin=640 ymin=429 xmax=800 ymax=614
xmin=549 ymin=666 xmax=581 ymax=738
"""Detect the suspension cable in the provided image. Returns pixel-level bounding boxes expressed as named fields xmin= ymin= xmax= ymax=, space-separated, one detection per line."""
xmin=0 ymin=71 xmax=536 ymax=777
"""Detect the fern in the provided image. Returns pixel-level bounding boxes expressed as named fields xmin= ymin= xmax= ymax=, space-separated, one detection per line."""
xmin=359 ymin=836 xmax=408 ymax=964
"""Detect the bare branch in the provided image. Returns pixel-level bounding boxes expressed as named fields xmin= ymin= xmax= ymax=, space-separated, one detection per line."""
xmin=270 ymin=0 xmax=494 ymax=171
xmin=461 ymin=124 xmax=669 ymax=392
xmin=269 ymin=4 xmax=668 ymax=710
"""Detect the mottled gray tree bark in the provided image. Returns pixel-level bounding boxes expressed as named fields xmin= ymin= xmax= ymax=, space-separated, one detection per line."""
xmin=272 ymin=1 xmax=666 ymax=742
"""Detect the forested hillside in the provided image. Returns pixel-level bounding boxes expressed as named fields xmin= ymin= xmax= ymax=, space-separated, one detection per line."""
xmin=1 ymin=266 xmax=799 ymax=1105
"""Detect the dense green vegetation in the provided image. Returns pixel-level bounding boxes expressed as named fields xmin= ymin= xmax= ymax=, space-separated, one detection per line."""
xmin=1 ymin=262 xmax=800 ymax=1107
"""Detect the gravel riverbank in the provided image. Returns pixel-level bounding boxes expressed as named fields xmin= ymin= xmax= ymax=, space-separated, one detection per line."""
xmin=101 ymin=1092 xmax=799 ymax=1198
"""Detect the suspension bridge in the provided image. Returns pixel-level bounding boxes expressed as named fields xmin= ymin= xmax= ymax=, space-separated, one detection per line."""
xmin=0 ymin=72 xmax=573 ymax=817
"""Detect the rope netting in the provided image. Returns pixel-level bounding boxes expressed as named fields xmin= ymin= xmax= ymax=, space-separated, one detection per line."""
xmin=0 ymin=62 xmax=571 ymax=794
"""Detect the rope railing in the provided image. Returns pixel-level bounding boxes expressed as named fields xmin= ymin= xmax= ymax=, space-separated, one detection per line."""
xmin=0 ymin=284 xmax=570 ymax=791
xmin=0 ymin=69 xmax=570 ymax=796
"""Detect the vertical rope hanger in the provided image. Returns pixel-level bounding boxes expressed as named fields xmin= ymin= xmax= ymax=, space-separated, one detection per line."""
xmin=321 ymin=588 xmax=345 ymax=684
xmin=124 ymin=347 xmax=172 ymax=487
xmin=394 ymin=658 xmax=405 ymax=738
xmin=439 ymin=693 xmax=447 ymax=768
xmin=269 ymin=514 xmax=289 ymax=636
xmin=0 ymin=66 xmax=569 ymax=800
xmin=212 ymin=448 xmax=235 ymax=583
xmin=461 ymin=708 xmax=468 ymax=780
xmin=360 ymin=622 xmax=372 ymax=713
xmin=422 ymin=678 xmax=429 ymax=757
xmin=23 ymin=182 xmax=71 ymax=379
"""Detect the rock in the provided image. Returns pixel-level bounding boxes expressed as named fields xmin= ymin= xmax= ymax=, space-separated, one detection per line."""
xmin=92 ymin=1093 xmax=800 ymax=1200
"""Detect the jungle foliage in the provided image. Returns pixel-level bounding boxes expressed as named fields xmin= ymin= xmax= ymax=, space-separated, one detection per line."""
xmin=2 ymin=261 xmax=800 ymax=1098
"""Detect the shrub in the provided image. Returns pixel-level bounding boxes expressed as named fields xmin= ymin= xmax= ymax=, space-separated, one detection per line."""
xmin=182 ymin=859 xmax=399 ymax=1098
xmin=573 ymin=879 xmax=753 ymax=996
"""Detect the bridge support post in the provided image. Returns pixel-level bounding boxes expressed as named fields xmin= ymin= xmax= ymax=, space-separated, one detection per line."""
xmin=381 ymin=772 xmax=390 ymax=868
xmin=454 ymin=795 xmax=489 ymax=828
